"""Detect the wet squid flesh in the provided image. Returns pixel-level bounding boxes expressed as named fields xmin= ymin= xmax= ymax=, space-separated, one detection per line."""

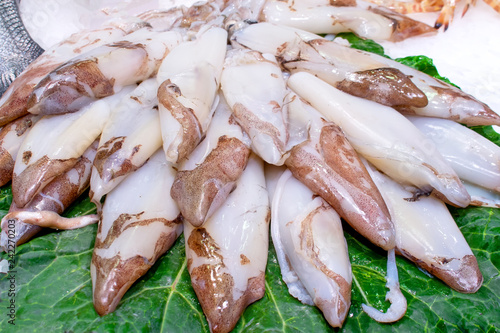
xmin=221 ymin=48 xmax=289 ymax=166
xmin=260 ymin=0 xmax=436 ymax=41
xmin=0 ymin=140 xmax=98 ymax=251
xmin=0 ymin=0 xmax=497 ymax=329
xmin=170 ymin=93 xmax=251 ymax=227
xmin=91 ymin=149 xmax=183 ymax=316
xmin=269 ymin=167 xmax=352 ymax=327
xmin=184 ymin=153 xmax=269 ymax=333
xmin=11 ymin=90 xmax=126 ymax=208
xmin=287 ymin=71 xmax=471 ymax=208
xmin=407 ymin=116 xmax=500 ymax=193
xmin=27 ymin=28 xmax=182 ymax=116
xmin=90 ymin=80 xmax=161 ymax=208
xmin=0 ymin=114 xmax=40 ymax=186
xmin=364 ymin=159 xmax=483 ymax=293
xmin=231 ymin=22 xmax=500 ymax=126
xmin=0 ymin=23 xmax=136 ymax=126
xmin=284 ymin=92 xmax=395 ymax=250
xmin=156 ymin=27 xmax=227 ymax=164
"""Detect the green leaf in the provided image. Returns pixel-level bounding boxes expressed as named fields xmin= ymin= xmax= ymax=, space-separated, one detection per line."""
xmin=1 ymin=184 xmax=499 ymax=332
xmin=395 ymin=55 xmax=459 ymax=88
xmin=334 ymin=32 xmax=387 ymax=57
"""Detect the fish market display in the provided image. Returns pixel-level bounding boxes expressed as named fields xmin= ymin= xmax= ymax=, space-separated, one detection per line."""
xmin=0 ymin=0 xmax=499 ymax=332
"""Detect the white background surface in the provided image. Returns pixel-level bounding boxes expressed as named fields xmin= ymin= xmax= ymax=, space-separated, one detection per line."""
xmin=380 ymin=1 xmax=500 ymax=114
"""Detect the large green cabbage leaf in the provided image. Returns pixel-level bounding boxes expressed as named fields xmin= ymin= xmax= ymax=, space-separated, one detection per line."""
xmin=1 ymin=35 xmax=499 ymax=332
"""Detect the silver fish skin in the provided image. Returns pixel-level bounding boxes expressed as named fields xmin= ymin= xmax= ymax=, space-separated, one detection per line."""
xmin=0 ymin=0 xmax=43 ymax=96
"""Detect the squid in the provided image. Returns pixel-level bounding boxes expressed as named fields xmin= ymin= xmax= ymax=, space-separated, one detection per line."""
xmin=363 ymin=159 xmax=483 ymax=293
xmin=407 ymin=116 xmax=500 ymax=193
xmin=11 ymin=89 xmax=128 ymax=208
xmin=184 ymin=153 xmax=269 ymax=333
xmin=91 ymin=149 xmax=182 ymax=316
xmin=156 ymin=26 xmax=227 ymax=164
xmin=288 ymin=71 xmax=471 ymax=208
xmin=231 ymin=22 xmax=500 ymax=126
xmin=462 ymin=181 xmax=500 ymax=208
xmin=0 ymin=141 xmax=98 ymax=251
xmin=0 ymin=114 xmax=40 ymax=186
xmin=268 ymin=167 xmax=352 ymax=327
xmin=221 ymin=48 xmax=289 ymax=166
xmin=27 ymin=28 xmax=182 ymax=116
xmin=0 ymin=23 xmax=137 ymax=126
xmin=260 ymin=0 xmax=436 ymax=41
xmin=284 ymin=91 xmax=395 ymax=250
xmin=90 ymin=79 xmax=161 ymax=208
xmin=170 ymin=93 xmax=251 ymax=227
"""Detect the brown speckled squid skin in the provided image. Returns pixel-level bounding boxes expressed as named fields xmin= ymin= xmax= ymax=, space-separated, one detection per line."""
xmin=26 ymin=38 xmax=159 ymax=117
xmin=27 ymin=59 xmax=116 ymax=115
xmin=286 ymin=122 xmax=395 ymax=250
xmin=231 ymin=101 xmax=288 ymax=158
xmin=89 ymin=137 xmax=144 ymax=208
xmin=12 ymin=154 xmax=79 ymax=208
xmin=92 ymin=137 xmax=142 ymax=184
xmin=171 ymin=135 xmax=250 ymax=227
xmin=0 ymin=114 xmax=39 ymax=186
xmin=157 ymin=79 xmax=203 ymax=163
xmin=0 ymin=140 xmax=98 ymax=250
xmin=367 ymin=6 xmax=437 ymax=42
xmin=91 ymin=214 xmax=183 ymax=316
xmin=187 ymin=227 xmax=266 ymax=333
xmin=0 ymin=66 xmax=50 ymax=126
xmin=280 ymin=39 xmax=428 ymax=109
xmin=398 ymin=249 xmax=483 ymax=293
xmin=335 ymin=67 xmax=428 ymax=108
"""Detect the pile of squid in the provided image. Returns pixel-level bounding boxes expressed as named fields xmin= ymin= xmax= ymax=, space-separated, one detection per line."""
xmin=0 ymin=0 xmax=498 ymax=331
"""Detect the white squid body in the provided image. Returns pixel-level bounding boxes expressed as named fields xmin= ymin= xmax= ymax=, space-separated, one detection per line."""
xmin=462 ymin=181 xmax=500 ymax=208
xmin=363 ymin=160 xmax=483 ymax=293
xmin=91 ymin=149 xmax=182 ymax=316
xmin=28 ymin=28 xmax=183 ymax=116
xmin=269 ymin=168 xmax=352 ymax=328
xmin=0 ymin=114 xmax=41 ymax=186
xmin=221 ymin=48 xmax=289 ymax=166
xmin=184 ymin=153 xmax=269 ymax=333
xmin=0 ymin=140 xmax=98 ymax=251
xmin=230 ymin=22 xmax=426 ymax=108
xmin=284 ymin=92 xmax=395 ymax=250
xmin=156 ymin=27 xmax=227 ymax=164
xmin=261 ymin=0 xmax=435 ymax=42
xmin=288 ymin=71 xmax=471 ymax=208
xmin=407 ymin=116 xmax=500 ymax=193
xmin=11 ymin=89 xmax=127 ymax=208
xmin=90 ymin=79 xmax=161 ymax=207
xmin=231 ymin=23 xmax=500 ymax=127
xmin=171 ymin=93 xmax=251 ymax=227
xmin=0 ymin=24 xmax=134 ymax=126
